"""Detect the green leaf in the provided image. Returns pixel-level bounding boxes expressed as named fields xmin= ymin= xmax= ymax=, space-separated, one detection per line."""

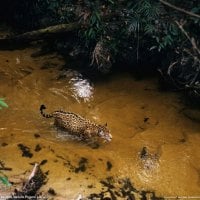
xmin=144 ymin=24 xmax=154 ymax=34
xmin=88 ymin=28 xmax=93 ymax=37
xmin=107 ymin=0 xmax=114 ymax=4
xmin=95 ymin=12 xmax=101 ymax=22
xmin=0 ymin=176 xmax=11 ymax=186
xmin=0 ymin=99 xmax=8 ymax=108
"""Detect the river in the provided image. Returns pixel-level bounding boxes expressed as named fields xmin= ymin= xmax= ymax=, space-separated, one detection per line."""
xmin=0 ymin=47 xmax=200 ymax=199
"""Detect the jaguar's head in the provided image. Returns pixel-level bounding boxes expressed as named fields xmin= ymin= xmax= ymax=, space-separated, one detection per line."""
xmin=98 ymin=123 xmax=112 ymax=142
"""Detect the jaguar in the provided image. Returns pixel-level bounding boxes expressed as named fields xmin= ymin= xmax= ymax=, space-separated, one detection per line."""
xmin=40 ymin=105 xmax=112 ymax=142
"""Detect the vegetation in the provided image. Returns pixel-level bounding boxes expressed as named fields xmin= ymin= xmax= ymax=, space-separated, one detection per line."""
xmin=0 ymin=99 xmax=8 ymax=109
xmin=0 ymin=0 xmax=200 ymax=101
xmin=0 ymin=175 xmax=11 ymax=187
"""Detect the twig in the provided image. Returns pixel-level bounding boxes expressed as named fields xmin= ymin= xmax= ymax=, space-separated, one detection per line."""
xmin=167 ymin=61 xmax=178 ymax=76
xmin=0 ymin=160 xmax=12 ymax=171
xmin=27 ymin=163 xmax=38 ymax=181
xmin=191 ymin=37 xmax=200 ymax=55
xmin=160 ymin=0 xmax=200 ymax=19
xmin=175 ymin=21 xmax=200 ymax=56
xmin=175 ymin=21 xmax=190 ymax=40
xmin=167 ymin=61 xmax=184 ymax=89
xmin=11 ymin=163 xmax=46 ymax=198
xmin=0 ymin=167 xmax=12 ymax=171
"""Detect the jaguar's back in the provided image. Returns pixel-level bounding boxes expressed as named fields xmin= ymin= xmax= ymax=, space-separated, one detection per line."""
xmin=40 ymin=105 xmax=112 ymax=142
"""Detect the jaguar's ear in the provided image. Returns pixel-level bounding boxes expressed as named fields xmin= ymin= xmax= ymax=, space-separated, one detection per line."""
xmin=104 ymin=123 xmax=107 ymax=127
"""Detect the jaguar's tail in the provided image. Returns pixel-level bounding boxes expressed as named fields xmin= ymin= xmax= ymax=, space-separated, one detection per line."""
xmin=40 ymin=105 xmax=53 ymax=118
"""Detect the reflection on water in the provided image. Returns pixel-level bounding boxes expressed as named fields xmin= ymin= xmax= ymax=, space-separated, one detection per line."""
xmin=50 ymin=69 xmax=94 ymax=103
xmin=71 ymin=78 xmax=93 ymax=102
xmin=68 ymin=70 xmax=94 ymax=103
xmin=0 ymin=48 xmax=200 ymax=199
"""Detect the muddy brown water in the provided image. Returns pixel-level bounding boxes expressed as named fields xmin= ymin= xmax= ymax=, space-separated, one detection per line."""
xmin=0 ymin=48 xmax=200 ymax=199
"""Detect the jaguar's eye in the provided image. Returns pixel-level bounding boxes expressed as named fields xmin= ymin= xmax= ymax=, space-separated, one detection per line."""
xmin=99 ymin=130 xmax=104 ymax=137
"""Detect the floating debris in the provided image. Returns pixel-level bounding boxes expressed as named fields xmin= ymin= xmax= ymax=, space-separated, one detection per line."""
xmin=75 ymin=157 xmax=88 ymax=173
xmin=1 ymin=142 xmax=8 ymax=147
xmin=34 ymin=144 xmax=42 ymax=152
xmin=40 ymin=160 xmax=48 ymax=166
xmin=0 ymin=160 xmax=12 ymax=171
xmin=34 ymin=134 xmax=40 ymax=138
xmin=17 ymin=144 xmax=33 ymax=158
xmin=8 ymin=163 xmax=47 ymax=200
xmin=48 ymin=187 xmax=56 ymax=196
xmin=106 ymin=161 xmax=112 ymax=171
xmin=87 ymin=177 xmax=164 ymax=200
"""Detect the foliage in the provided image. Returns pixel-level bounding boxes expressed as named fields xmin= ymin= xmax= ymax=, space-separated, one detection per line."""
xmin=0 ymin=0 xmax=77 ymax=30
xmin=124 ymin=0 xmax=182 ymax=52
xmin=0 ymin=98 xmax=8 ymax=110
xmin=83 ymin=10 xmax=102 ymax=45
xmin=35 ymin=0 xmax=76 ymax=24
xmin=75 ymin=0 xmax=199 ymax=72
xmin=0 ymin=176 xmax=11 ymax=187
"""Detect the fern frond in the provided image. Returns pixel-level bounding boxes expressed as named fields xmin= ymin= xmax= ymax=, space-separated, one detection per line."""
xmin=144 ymin=24 xmax=155 ymax=34
xmin=128 ymin=18 xmax=140 ymax=34
xmin=137 ymin=0 xmax=162 ymax=19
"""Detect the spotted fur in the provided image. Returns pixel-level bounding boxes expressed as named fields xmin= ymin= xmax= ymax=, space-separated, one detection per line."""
xmin=40 ymin=105 xmax=112 ymax=142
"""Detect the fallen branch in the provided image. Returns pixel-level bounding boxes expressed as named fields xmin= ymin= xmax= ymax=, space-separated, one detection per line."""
xmin=9 ymin=163 xmax=46 ymax=199
xmin=0 ymin=11 xmax=118 ymax=46
xmin=0 ymin=22 xmax=80 ymax=45
xmin=160 ymin=0 xmax=200 ymax=19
